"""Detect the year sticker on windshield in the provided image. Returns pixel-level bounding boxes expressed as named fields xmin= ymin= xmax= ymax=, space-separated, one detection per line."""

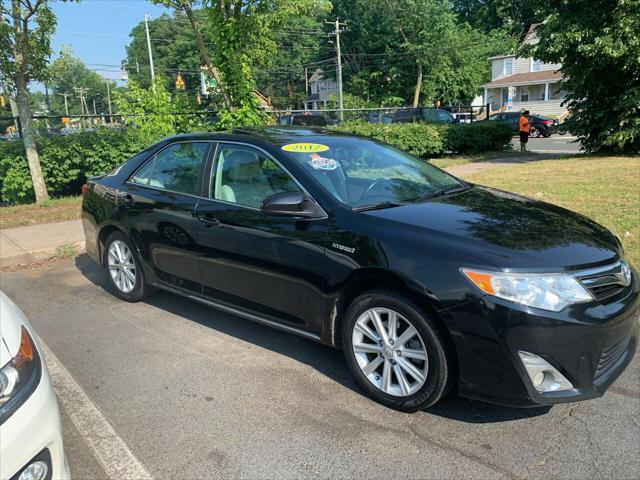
xmin=281 ymin=143 xmax=330 ymax=153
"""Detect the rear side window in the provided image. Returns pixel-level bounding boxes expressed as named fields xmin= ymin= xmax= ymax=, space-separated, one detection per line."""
xmin=130 ymin=142 xmax=209 ymax=195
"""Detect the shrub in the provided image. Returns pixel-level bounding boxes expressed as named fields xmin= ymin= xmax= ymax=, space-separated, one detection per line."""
xmin=444 ymin=121 xmax=513 ymax=154
xmin=332 ymin=121 xmax=513 ymax=157
xmin=332 ymin=122 xmax=446 ymax=157
xmin=0 ymin=128 xmax=150 ymax=203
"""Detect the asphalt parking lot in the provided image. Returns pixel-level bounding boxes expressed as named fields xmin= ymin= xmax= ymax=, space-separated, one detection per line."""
xmin=511 ymin=135 xmax=581 ymax=153
xmin=2 ymin=256 xmax=639 ymax=479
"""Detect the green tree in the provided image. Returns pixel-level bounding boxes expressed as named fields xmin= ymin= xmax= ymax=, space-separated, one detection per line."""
xmin=254 ymin=16 xmax=326 ymax=109
xmin=124 ymin=11 xmax=205 ymax=97
xmin=528 ymin=0 xmax=640 ymax=153
xmin=0 ymin=0 xmax=58 ymax=203
xmin=451 ymin=0 xmax=540 ymax=37
xmin=383 ymin=0 xmax=510 ymax=106
xmin=114 ymin=77 xmax=210 ymax=144
xmin=154 ymin=0 xmax=330 ymax=120
xmin=47 ymin=47 xmax=116 ymax=116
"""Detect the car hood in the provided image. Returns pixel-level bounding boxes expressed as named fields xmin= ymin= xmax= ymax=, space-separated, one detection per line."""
xmin=364 ymin=185 xmax=621 ymax=270
xmin=0 ymin=291 xmax=27 ymax=367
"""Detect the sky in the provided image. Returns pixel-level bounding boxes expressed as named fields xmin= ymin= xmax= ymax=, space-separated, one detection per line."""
xmin=49 ymin=0 xmax=169 ymax=84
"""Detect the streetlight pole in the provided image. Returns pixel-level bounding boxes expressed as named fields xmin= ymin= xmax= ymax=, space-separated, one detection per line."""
xmin=144 ymin=14 xmax=155 ymax=83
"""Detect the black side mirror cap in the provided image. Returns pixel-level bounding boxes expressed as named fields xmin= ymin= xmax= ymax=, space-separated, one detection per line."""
xmin=260 ymin=192 xmax=324 ymax=219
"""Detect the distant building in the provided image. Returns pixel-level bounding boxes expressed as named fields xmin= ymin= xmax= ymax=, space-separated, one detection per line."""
xmin=304 ymin=69 xmax=337 ymax=110
xmin=482 ymin=24 xmax=567 ymax=117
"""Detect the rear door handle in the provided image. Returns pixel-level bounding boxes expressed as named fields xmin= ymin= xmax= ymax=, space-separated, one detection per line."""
xmin=195 ymin=215 xmax=220 ymax=227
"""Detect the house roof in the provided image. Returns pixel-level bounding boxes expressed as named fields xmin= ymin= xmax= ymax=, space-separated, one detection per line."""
xmin=523 ymin=23 xmax=543 ymax=44
xmin=483 ymin=70 xmax=562 ymax=88
xmin=308 ymin=68 xmax=335 ymax=83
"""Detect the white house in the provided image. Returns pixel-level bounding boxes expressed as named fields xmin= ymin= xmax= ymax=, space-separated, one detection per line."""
xmin=304 ymin=69 xmax=337 ymax=110
xmin=483 ymin=24 xmax=567 ymax=117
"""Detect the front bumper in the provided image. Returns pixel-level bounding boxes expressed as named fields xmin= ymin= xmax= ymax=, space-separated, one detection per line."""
xmin=0 ymin=353 xmax=70 ymax=480
xmin=444 ymin=275 xmax=640 ymax=407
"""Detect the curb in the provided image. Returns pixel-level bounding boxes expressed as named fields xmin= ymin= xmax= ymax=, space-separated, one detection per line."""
xmin=0 ymin=241 xmax=86 ymax=269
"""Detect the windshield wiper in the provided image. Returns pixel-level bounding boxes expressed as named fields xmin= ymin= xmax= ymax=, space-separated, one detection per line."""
xmin=410 ymin=184 xmax=471 ymax=203
xmin=353 ymin=201 xmax=404 ymax=212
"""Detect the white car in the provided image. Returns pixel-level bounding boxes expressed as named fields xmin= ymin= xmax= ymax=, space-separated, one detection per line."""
xmin=0 ymin=292 xmax=69 ymax=480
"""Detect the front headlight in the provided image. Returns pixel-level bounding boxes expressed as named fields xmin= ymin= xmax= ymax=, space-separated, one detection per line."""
xmin=461 ymin=268 xmax=593 ymax=312
xmin=0 ymin=326 xmax=42 ymax=424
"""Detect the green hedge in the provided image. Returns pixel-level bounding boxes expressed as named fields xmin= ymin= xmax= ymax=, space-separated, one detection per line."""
xmin=0 ymin=129 xmax=150 ymax=203
xmin=332 ymin=122 xmax=448 ymax=157
xmin=444 ymin=121 xmax=514 ymax=154
xmin=332 ymin=121 xmax=513 ymax=157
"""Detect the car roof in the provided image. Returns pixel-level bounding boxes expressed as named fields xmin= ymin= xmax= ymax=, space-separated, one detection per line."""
xmin=163 ymin=126 xmax=358 ymax=148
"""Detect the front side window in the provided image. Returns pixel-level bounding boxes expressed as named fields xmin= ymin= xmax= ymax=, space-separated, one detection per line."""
xmin=131 ymin=142 xmax=209 ymax=195
xmin=282 ymin=138 xmax=464 ymax=209
xmin=531 ymin=59 xmax=541 ymax=72
xmin=504 ymin=58 xmax=513 ymax=75
xmin=212 ymin=144 xmax=300 ymax=209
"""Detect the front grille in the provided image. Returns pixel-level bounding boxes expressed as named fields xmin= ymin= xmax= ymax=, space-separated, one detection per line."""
xmin=588 ymin=284 xmax=625 ymax=301
xmin=574 ymin=261 xmax=632 ymax=302
xmin=595 ymin=335 xmax=630 ymax=378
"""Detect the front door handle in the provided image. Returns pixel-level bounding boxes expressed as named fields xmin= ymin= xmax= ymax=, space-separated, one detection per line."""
xmin=195 ymin=215 xmax=220 ymax=228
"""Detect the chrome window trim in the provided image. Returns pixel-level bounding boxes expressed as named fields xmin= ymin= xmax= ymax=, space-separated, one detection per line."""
xmin=126 ymin=140 xmax=215 ymax=198
xmin=207 ymin=140 xmax=328 ymax=219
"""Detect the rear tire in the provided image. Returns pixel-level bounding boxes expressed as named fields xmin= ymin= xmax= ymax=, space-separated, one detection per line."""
xmin=342 ymin=289 xmax=455 ymax=412
xmin=103 ymin=230 xmax=151 ymax=302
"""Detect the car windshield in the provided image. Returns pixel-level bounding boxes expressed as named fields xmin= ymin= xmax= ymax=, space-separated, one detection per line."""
xmin=281 ymin=137 xmax=465 ymax=209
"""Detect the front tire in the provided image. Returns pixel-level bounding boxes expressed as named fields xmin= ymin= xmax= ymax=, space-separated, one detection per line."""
xmin=342 ymin=290 xmax=454 ymax=412
xmin=103 ymin=230 xmax=150 ymax=302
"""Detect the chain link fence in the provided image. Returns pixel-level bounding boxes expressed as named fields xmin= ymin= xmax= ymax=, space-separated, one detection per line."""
xmin=0 ymin=104 xmax=491 ymax=139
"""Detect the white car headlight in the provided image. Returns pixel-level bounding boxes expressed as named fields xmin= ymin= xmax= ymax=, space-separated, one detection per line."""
xmin=461 ymin=268 xmax=593 ymax=312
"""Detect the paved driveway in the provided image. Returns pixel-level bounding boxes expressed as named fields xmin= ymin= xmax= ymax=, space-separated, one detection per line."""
xmin=2 ymin=257 xmax=639 ymax=479
xmin=512 ymin=135 xmax=581 ymax=153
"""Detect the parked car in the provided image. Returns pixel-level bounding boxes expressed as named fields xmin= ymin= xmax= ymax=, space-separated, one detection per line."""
xmin=277 ymin=112 xmax=337 ymax=127
xmin=0 ymin=291 xmax=70 ymax=480
xmin=392 ymin=107 xmax=454 ymax=124
xmin=82 ymin=127 xmax=638 ymax=412
xmin=361 ymin=112 xmax=393 ymax=124
xmin=488 ymin=112 xmax=558 ymax=137
xmin=451 ymin=112 xmax=472 ymax=124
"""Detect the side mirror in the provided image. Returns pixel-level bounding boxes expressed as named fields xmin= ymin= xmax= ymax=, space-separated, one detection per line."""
xmin=260 ymin=192 xmax=323 ymax=219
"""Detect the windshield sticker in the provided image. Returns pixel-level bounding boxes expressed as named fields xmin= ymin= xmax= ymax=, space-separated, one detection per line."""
xmin=282 ymin=143 xmax=330 ymax=153
xmin=308 ymin=154 xmax=338 ymax=171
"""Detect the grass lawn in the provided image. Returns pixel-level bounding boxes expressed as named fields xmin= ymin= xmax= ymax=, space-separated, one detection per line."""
xmin=0 ymin=196 xmax=82 ymax=229
xmin=465 ymin=156 xmax=640 ymax=267
xmin=429 ymin=150 xmax=537 ymax=169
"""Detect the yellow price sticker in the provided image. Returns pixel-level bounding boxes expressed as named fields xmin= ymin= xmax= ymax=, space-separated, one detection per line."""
xmin=281 ymin=143 xmax=330 ymax=153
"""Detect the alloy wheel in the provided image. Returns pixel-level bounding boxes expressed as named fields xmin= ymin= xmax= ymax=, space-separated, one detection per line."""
xmin=352 ymin=307 xmax=429 ymax=397
xmin=107 ymin=240 xmax=136 ymax=293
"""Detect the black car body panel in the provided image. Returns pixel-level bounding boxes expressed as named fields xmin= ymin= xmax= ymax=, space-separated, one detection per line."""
xmin=82 ymin=128 xmax=638 ymax=407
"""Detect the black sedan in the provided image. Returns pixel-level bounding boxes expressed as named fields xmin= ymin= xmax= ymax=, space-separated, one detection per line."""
xmin=81 ymin=127 xmax=638 ymax=411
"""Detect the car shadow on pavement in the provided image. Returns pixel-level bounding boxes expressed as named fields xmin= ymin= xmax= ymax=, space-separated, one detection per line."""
xmin=76 ymin=254 xmax=552 ymax=424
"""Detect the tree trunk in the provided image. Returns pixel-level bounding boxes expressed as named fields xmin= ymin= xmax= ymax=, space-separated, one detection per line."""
xmin=412 ymin=63 xmax=422 ymax=108
xmin=180 ymin=0 xmax=233 ymax=110
xmin=15 ymin=74 xmax=49 ymax=203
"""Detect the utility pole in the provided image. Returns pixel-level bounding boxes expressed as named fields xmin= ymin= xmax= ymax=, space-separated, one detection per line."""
xmin=326 ymin=19 xmax=346 ymax=121
xmin=104 ymin=80 xmax=113 ymax=117
xmin=60 ymin=93 xmax=70 ymax=117
xmin=74 ymin=87 xmax=89 ymax=128
xmin=304 ymin=67 xmax=308 ymax=96
xmin=144 ymin=14 xmax=155 ymax=83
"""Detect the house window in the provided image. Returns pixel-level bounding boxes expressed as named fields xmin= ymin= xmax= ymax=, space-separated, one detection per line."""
xmin=504 ymin=58 xmax=513 ymax=76
xmin=531 ymin=59 xmax=541 ymax=72
xmin=520 ymin=86 xmax=529 ymax=102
